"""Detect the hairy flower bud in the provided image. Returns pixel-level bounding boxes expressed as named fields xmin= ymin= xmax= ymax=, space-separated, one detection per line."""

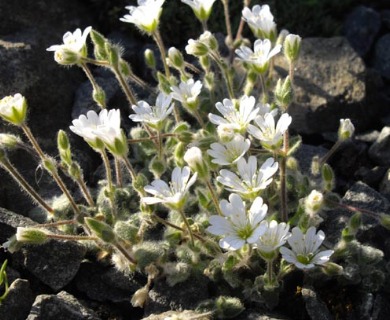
xmin=144 ymin=48 xmax=156 ymax=69
xmin=92 ymin=86 xmax=106 ymax=108
xmin=16 ymin=227 xmax=49 ymax=245
xmin=338 ymin=118 xmax=355 ymax=141
xmin=131 ymin=286 xmax=149 ymax=308
xmin=284 ymin=34 xmax=301 ymax=63
xmin=85 ymin=217 xmax=117 ymax=243
xmin=274 ymin=76 xmax=293 ymax=110
xmin=0 ymin=133 xmax=22 ymax=150
xmin=167 ymin=47 xmax=184 ymax=69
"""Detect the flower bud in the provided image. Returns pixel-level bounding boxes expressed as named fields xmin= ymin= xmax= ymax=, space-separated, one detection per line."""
xmin=54 ymin=48 xmax=80 ymax=65
xmin=0 ymin=93 xmax=28 ymax=126
xmin=43 ymin=157 xmax=58 ymax=174
xmin=149 ymin=156 xmax=166 ymax=177
xmin=119 ymin=59 xmax=132 ymax=77
xmin=131 ymin=285 xmax=149 ymax=308
xmin=338 ymin=118 xmax=355 ymax=141
xmin=200 ymin=31 xmax=218 ymax=51
xmin=0 ymin=133 xmax=22 ymax=150
xmin=69 ymin=162 xmax=82 ymax=180
xmin=85 ymin=217 xmax=117 ymax=243
xmin=321 ymin=163 xmax=334 ymax=191
xmin=276 ymin=29 xmax=289 ymax=46
xmin=57 ymin=130 xmax=72 ymax=166
xmin=144 ymin=48 xmax=156 ymax=69
xmin=90 ymin=29 xmax=108 ymax=60
xmin=348 ymin=212 xmax=362 ymax=233
xmin=283 ymin=34 xmax=302 ymax=63
xmin=132 ymin=173 xmax=149 ymax=195
xmin=185 ymin=39 xmax=209 ymax=57
xmin=15 ymin=227 xmax=49 ymax=245
xmin=174 ymin=142 xmax=186 ymax=167
xmin=199 ymin=56 xmax=211 ymax=71
xmin=157 ymin=72 xmax=171 ymax=94
xmin=321 ymin=262 xmax=343 ymax=276
xmin=380 ymin=213 xmax=390 ymax=230
xmin=217 ymin=124 xmax=235 ymax=142
xmin=167 ymin=47 xmax=184 ymax=69
xmin=92 ymin=86 xmax=106 ymax=108
xmin=105 ymin=43 xmax=120 ymax=68
xmin=274 ymin=76 xmax=293 ymax=110
xmin=304 ymin=190 xmax=324 ymax=215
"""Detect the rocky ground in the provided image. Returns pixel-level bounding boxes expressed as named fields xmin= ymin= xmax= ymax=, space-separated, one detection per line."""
xmin=1 ymin=1 xmax=390 ymax=319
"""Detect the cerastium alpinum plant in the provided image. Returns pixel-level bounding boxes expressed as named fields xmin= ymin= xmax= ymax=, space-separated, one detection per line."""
xmin=1 ymin=0 xmax=389 ymax=316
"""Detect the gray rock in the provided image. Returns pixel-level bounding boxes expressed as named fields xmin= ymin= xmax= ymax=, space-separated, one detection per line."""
xmin=144 ymin=275 xmax=210 ymax=317
xmin=323 ymin=181 xmax=390 ymax=246
xmin=302 ymin=287 xmax=333 ymax=320
xmin=0 ymin=279 xmax=34 ymax=320
xmin=275 ymin=37 xmax=368 ymax=134
xmin=368 ymin=126 xmax=390 ymax=166
xmin=380 ymin=168 xmax=390 ymax=198
xmin=27 ymin=291 xmax=100 ymax=320
xmin=142 ymin=310 xmax=212 ymax=320
xmin=0 ymin=0 xmax=96 ymax=215
xmin=373 ymin=34 xmax=390 ymax=80
xmin=0 ymin=208 xmax=35 ymax=243
xmin=24 ymin=240 xmax=86 ymax=291
xmin=75 ymin=262 xmax=142 ymax=303
xmin=343 ymin=6 xmax=381 ymax=57
xmin=382 ymin=10 xmax=390 ymax=30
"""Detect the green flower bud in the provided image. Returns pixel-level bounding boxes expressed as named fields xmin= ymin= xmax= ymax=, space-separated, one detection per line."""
xmin=157 ymin=72 xmax=171 ymax=94
xmin=57 ymin=130 xmax=72 ymax=166
xmin=348 ymin=212 xmax=362 ymax=233
xmin=105 ymin=43 xmax=120 ymax=68
xmin=284 ymin=34 xmax=302 ymax=63
xmin=119 ymin=59 xmax=132 ymax=77
xmin=200 ymin=56 xmax=211 ymax=71
xmin=338 ymin=118 xmax=355 ymax=141
xmin=0 ymin=93 xmax=28 ymax=126
xmin=132 ymin=173 xmax=149 ymax=195
xmin=185 ymin=39 xmax=209 ymax=57
xmin=43 ymin=157 xmax=58 ymax=174
xmin=92 ymin=86 xmax=106 ymax=108
xmin=167 ymin=47 xmax=184 ymax=69
xmin=68 ymin=162 xmax=82 ymax=180
xmin=274 ymin=76 xmax=293 ymax=110
xmin=54 ymin=48 xmax=80 ymax=65
xmin=85 ymin=217 xmax=117 ymax=244
xmin=380 ymin=213 xmax=390 ymax=230
xmin=321 ymin=262 xmax=343 ymax=276
xmin=149 ymin=156 xmax=166 ymax=177
xmin=0 ymin=134 xmax=21 ymax=150
xmin=321 ymin=163 xmax=334 ymax=191
xmin=174 ymin=142 xmax=186 ymax=167
xmin=90 ymin=29 xmax=108 ymax=60
xmin=15 ymin=227 xmax=49 ymax=245
xmin=144 ymin=48 xmax=156 ymax=69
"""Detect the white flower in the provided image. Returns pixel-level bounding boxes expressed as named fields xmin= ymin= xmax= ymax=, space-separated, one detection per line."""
xmin=235 ymin=39 xmax=281 ymax=73
xmin=120 ymin=0 xmax=165 ymax=34
xmin=207 ymin=135 xmax=250 ymax=166
xmin=143 ymin=166 xmax=197 ymax=209
xmin=47 ymin=26 xmax=92 ymax=65
xmin=171 ymin=79 xmax=202 ymax=110
xmin=280 ymin=226 xmax=334 ymax=270
xmin=305 ymin=190 xmax=324 ymax=215
xmin=182 ymin=0 xmax=216 ymax=21
xmin=209 ymin=95 xmax=259 ymax=134
xmin=207 ymin=193 xmax=268 ymax=250
xmin=129 ymin=93 xmax=173 ymax=129
xmin=217 ymin=156 xmax=278 ymax=199
xmin=248 ymin=113 xmax=292 ymax=150
xmin=242 ymin=5 xmax=277 ymax=40
xmin=0 ymin=93 xmax=27 ymax=125
xmin=70 ymin=109 xmax=121 ymax=150
xmin=256 ymin=220 xmax=291 ymax=254
xmin=338 ymin=118 xmax=355 ymax=141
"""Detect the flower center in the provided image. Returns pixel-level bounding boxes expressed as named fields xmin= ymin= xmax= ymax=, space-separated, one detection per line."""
xmin=296 ymin=253 xmax=313 ymax=265
xmin=236 ymin=224 xmax=254 ymax=240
